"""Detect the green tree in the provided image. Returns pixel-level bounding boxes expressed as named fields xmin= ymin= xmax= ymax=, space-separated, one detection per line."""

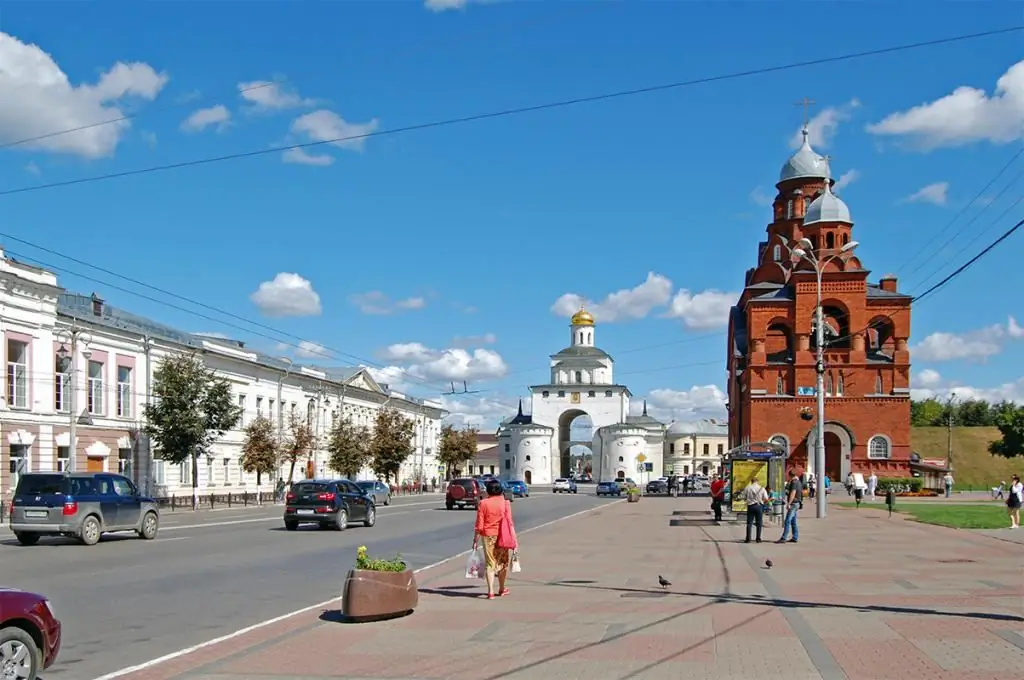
xmin=327 ymin=417 xmax=371 ymax=479
xmin=911 ymin=398 xmax=946 ymax=426
xmin=437 ymin=424 xmax=478 ymax=480
xmin=956 ymin=399 xmax=994 ymax=427
xmin=989 ymin=403 xmax=1024 ymax=459
xmin=370 ymin=408 xmax=415 ymax=483
xmin=144 ymin=353 xmax=242 ymax=509
xmin=280 ymin=413 xmax=315 ymax=484
xmin=240 ymin=415 xmax=278 ymax=502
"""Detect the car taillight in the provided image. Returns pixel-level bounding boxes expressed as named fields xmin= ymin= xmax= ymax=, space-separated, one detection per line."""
xmin=317 ymin=492 xmax=336 ymax=501
xmin=286 ymin=492 xmax=296 ymax=501
xmin=62 ymin=501 xmax=78 ymax=516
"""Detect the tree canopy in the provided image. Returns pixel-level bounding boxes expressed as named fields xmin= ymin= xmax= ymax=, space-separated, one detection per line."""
xmin=370 ymin=408 xmax=415 ymax=483
xmin=144 ymin=352 xmax=242 ymax=474
xmin=911 ymin=397 xmax=1019 ymax=427
xmin=327 ymin=417 xmax=371 ymax=479
xmin=279 ymin=413 xmax=314 ymax=483
xmin=240 ymin=415 xmax=278 ymax=485
xmin=437 ymin=424 xmax=478 ymax=480
xmin=988 ymin=403 xmax=1024 ymax=459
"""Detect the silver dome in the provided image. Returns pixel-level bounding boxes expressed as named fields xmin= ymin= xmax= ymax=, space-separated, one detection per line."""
xmin=804 ymin=178 xmax=852 ymax=226
xmin=779 ymin=127 xmax=831 ymax=183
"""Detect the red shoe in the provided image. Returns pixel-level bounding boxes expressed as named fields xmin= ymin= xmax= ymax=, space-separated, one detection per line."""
xmin=499 ymin=588 xmax=510 ymax=597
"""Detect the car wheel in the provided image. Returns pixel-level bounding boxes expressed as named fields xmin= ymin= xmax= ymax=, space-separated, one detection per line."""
xmin=364 ymin=506 xmax=376 ymax=528
xmin=13 ymin=531 xmax=39 ymax=546
xmin=446 ymin=502 xmax=454 ymax=510
xmin=284 ymin=521 xmax=298 ymax=531
xmin=80 ymin=515 xmax=102 ymax=546
xmin=138 ymin=511 xmax=159 ymax=540
xmin=335 ymin=508 xmax=349 ymax=531
xmin=0 ymin=625 xmax=39 ymax=680
xmin=384 ymin=494 xmax=391 ymax=506
xmin=572 ymin=489 xmax=577 ymax=494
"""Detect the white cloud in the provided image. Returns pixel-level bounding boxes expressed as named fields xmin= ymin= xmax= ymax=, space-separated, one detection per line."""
xmin=250 ymin=272 xmax=322 ymax=318
xmin=438 ymin=394 xmax=520 ymax=429
xmin=370 ymin=341 xmax=508 ymax=389
xmin=180 ymin=104 xmax=230 ymax=133
xmin=350 ymin=291 xmax=426 ymax=315
xmin=425 ymin=0 xmax=472 ymax=10
xmin=903 ymin=182 xmax=949 ymax=206
xmin=290 ymin=109 xmax=379 ymax=151
xmin=790 ymin=99 xmax=861 ymax=149
xmin=638 ymin=386 xmax=728 ymax=422
xmin=867 ymin=60 xmax=1024 ymax=149
xmin=749 ymin=186 xmax=774 ymax=207
xmin=833 ymin=169 xmax=861 ymax=193
xmin=910 ymin=368 xmax=1024 ymax=405
xmin=452 ymin=333 xmax=497 ymax=347
xmin=24 ymin=162 xmax=39 ymax=176
xmin=912 ymin=317 xmax=1022 ymax=362
xmin=238 ymin=80 xmax=313 ymax=111
xmin=663 ymin=289 xmax=737 ymax=330
xmin=294 ymin=340 xmax=332 ymax=360
xmin=282 ymin=147 xmax=334 ymax=166
xmin=194 ymin=331 xmax=231 ymax=340
xmin=551 ymin=272 xmax=674 ymax=323
xmin=0 ymin=31 xmax=168 ymax=158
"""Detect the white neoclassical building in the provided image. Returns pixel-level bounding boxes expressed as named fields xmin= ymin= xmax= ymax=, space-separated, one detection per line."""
xmin=0 ymin=248 xmax=445 ymax=500
xmin=497 ymin=308 xmax=666 ymax=484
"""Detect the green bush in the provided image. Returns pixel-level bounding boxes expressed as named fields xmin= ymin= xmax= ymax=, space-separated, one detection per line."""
xmin=876 ymin=477 xmax=922 ymax=493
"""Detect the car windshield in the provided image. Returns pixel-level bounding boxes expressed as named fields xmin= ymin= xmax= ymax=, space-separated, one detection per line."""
xmin=293 ymin=482 xmax=330 ymax=494
xmin=453 ymin=479 xmax=475 ymax=488
xmin=555 ymin=479 xmax=567 ymax=483
xmin=356 ymin=481 xmax=374 ymax=490
xmin=16 ymin=474 xmax=66 ymax=496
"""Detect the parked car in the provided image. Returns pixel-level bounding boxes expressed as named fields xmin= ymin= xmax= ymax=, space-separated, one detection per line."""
xmin=446 ymin=478 xmax=484 ymax=510
xmin=646 ymin=479 xmax=669 ymax=495
xmin=8 ymin=472 xmax=160 ymax=546
xmin=284 ymin=479 xmax=375 ymax=531
xmin=553 ymin=478 xmax=578 ymax=494
xmin=0 ymin=588 xmax=61 ymax=679
xmin=507 ymin=480 xmax=529 ymax=497
xmin=355 ymin=480 xmax=392 ymax=506
xmin=596 ymin=481 xmax=622 ymax=497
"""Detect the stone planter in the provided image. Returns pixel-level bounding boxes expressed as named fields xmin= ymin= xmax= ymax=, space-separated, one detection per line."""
xmin=627 ymin=493 xmax=641 ymax=503
xmin=341 ymin=568 xmax=419 ymax=622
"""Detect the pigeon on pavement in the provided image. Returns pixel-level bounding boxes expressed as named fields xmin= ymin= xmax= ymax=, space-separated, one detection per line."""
xmin=765 ymin=559 xmax=773 ymax=569
xmin=658 ymin=575 xmax=671 ymax=589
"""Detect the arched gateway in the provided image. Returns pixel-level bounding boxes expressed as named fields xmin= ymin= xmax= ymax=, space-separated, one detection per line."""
xmin=497 ymin=308 xmax=666 ymax=483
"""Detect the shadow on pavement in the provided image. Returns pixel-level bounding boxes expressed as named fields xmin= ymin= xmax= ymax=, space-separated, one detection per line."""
xmin=418 ymin=586 xmax=484 ymax=599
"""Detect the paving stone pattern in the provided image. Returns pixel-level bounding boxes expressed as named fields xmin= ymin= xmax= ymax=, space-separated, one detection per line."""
xmin=120 ymin=496 xmax=1024 ymax=680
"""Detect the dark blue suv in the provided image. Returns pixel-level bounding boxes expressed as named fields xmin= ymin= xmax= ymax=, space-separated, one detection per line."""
xmin=284 ymin=479 xmax=376 ymax=531
xmin=9 ymin=472 xmax=160 ymax=546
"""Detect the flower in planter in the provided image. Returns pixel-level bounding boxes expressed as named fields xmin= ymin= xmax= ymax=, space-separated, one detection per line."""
xmin=799 ymin=406 xmax=814 ymax=420
xmin=355 ymin=545 xmax=407 ymax=572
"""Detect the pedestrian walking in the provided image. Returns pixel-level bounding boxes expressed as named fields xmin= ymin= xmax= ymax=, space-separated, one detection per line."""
xmin=867 ymin=471 xmax=878 ymax=500
xmin=1006 ymin=475 xmax=1022 ymax=529
xmin=742 ymin=477 xmax=769 ymax=544
xmin=943 ymin=472 xmax=955 ymax=499
xmin=710 ymin=474 xmax=726 ymax=522
xmin=472 ymin=479 xmax=515 ymax=599
xmin=777 ymin=469 xmax=802 ymax=544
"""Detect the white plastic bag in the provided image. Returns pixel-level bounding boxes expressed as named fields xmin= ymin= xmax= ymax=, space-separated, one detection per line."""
xmin=465 ymin=547 xmax=485 ymax=579
xmin=511 ymin=550 xmax=522 ymax=573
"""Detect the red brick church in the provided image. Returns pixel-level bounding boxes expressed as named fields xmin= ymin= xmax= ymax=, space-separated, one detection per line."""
xmin=726 ymin=123 xmax=913 ymax=480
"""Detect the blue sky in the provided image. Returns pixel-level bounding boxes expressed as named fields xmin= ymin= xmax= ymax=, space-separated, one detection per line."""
xmin=0 ymin=1 xmax=1021 ymax=428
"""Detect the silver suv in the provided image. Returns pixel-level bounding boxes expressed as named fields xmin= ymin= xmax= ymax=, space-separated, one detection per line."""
xmin=9 ymin=472 xmax=160 ymax=546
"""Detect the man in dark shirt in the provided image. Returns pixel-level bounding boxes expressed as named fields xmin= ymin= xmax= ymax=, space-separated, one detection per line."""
xmin=710 ymin=474 xmax=726 ymax=521
xmin=777 ymin=469 xmax=802 ymax=544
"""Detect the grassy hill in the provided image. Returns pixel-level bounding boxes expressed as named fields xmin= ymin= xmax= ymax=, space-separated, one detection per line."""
xmin=911 ymin=426 xmax=1020 ymax=490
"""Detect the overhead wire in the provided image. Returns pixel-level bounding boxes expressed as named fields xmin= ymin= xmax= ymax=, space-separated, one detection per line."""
xmin=0 ymin=26 xmax=1019 ymax=197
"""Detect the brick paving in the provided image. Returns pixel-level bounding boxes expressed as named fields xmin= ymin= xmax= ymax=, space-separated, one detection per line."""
xmin=112 ymin=495 xmax=1024 ymax=680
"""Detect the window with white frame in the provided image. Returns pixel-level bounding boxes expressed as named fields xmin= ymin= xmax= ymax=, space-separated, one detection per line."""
xmin=117 ymin=365 xmax=133 ymax=417
xmin=179 ymin=460 xmax=191 ymax=485
xmin=223 ymin=457 xmax=231 ymax=485
xmin=837 ymin=373 xmax=845 ymax=396
xmin=256 ymin=395 xmax=263 ymax=417
xmin=54 ymin=354 xmax=71 ymax=412
xmin=868 ymin=436 xmax=890 ymax=459
xmin=9 ymin=444 xmax=29 ymax=487
xmin=6 ymin=339 xmax=28 ymax=409
xmin=57 ymin=445 xmax=70 ymax=472
xmin=875 ymin=371 xmax=884 ymax=394
xmin=825 ymin=373 xmax=834 ymax=396
xmin=269 ymin=398 xmax=275 ymax=420
xmin=772 ymin=245 xmax=781 ymax=261
xmin=237 ymin=393 xmax=246 ymax=426
xmin=153 ymin=459 xmax=166 ymax=486
xmin=88 ymin=360 xmax=105 ymax=415
xmin=237 ymin=458 xmax=244 ymax=485
xmin=206 ymin=456 xmax=214 ymax=486
xmin=118 ymin=447 xmax=133 ymax=475
xmin=307 ymin=400 xmax=315 ymax=426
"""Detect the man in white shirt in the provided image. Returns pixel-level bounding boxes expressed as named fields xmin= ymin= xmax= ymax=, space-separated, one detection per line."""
xmin=742 ymin=478 xmax=770 ymax=544
xmin=868 ymin=472 xmax=878 ymax=500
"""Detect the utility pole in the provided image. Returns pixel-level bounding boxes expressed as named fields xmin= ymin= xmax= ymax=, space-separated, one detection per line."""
xmin=276 ymin=358 xmax=294 ymax=486
xmin=417 ymin=403 xmax=427 ymax=493
xmin=142 ymin=336 xmax=153 ymax=495
xmin=56 ymin=324 xmax=92 ymax=473
xmin=946 ymin=392 xmax=957 ymax=471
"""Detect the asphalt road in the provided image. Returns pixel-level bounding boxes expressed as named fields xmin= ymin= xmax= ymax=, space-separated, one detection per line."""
xmin=0 ymin=490 xmax=614 ymax=680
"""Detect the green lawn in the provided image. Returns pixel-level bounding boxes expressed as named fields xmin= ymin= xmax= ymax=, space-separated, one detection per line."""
xmin=837 ymin=502 xmax=1011 ymax=529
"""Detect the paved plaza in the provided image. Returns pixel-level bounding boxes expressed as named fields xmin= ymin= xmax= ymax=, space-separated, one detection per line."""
xmin=101 ymin=492 xmax=1024 ymax=680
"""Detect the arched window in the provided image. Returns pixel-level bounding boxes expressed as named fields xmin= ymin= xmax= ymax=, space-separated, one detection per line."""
xmin=837 ymin=373 xmax=845 ymax=396
xmin=587 ymin=332 xmax=592 ymax=344
xmin=574 ymin=370 xmax=582 ymax=383
xmin=769 ymin=435 xmax=789 ymax=457
xmin=306 ymin=400 xmax=316 ymax=426
xmin=775 ymin=374 xmax=784 ymax=395
xmin=618 ymin=456 xmax=624 ymax=463
xmin=786 ymin=200 xmax=793 ymax=219
xmin=772 ymin=245 xmax=781 ymax=261
xmin=842 ymin=233 xmax=849 ymax=246
xmin=825 ymin=373 xmax=833 ymax=396
xmin=875 ymin=371 xmax=884 ymax=394
xmin=826 ymin=232 xmax=835 ymax=249
xmin=868 ymin=436 xmax=890 ymax=459
xmin=803 ymin=197 xmax=811 ymax=213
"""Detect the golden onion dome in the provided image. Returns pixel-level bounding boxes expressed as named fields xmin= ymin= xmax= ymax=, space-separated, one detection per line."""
xmin=571 ymin=307 xmax=595 ymax=326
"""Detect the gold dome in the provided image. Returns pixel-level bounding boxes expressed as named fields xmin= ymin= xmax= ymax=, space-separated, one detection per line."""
xmin=571 ymin=307 xmax=595 ymax=326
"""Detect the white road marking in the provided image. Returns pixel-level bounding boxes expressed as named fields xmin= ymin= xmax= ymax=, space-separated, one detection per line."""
xmin=159 ymin=500 xmax=440 ymax=532
xmin=90 ymin=498 xmax=623 ymax=680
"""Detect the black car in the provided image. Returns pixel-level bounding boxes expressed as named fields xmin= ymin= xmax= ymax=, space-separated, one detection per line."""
xmin=646 ymin=480 xmax=668 ymax=495
xmin=284 ymin=479 xmax=375 ymax=531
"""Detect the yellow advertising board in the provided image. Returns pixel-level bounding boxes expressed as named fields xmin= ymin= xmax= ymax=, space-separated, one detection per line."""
xmin=730 ymin=459 xmax=769 ymax=513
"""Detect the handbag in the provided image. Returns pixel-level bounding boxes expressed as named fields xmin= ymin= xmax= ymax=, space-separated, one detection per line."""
xmin=511 ymin=550 xmax=522 ymax=573
xmin=497 ymin=500 xmax=518 ymax=550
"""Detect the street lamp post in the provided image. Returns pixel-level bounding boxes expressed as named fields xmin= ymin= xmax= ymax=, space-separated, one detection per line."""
xmin=777 ymin=237 xmax=858 ymax=519
xmin=56 ymin=326 xmax=92 ymax=472
xmin=275 ymin=358 xmax=294 ymax=487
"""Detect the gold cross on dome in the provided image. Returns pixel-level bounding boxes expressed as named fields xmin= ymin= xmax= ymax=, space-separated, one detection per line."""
xmin=794 ymin=97 xmax=816 ymax=127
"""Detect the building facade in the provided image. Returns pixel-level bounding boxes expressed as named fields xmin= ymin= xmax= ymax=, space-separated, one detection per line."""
xmin=497 ymin=309 xmax=667 ymax=484
xmin=0 ymin=249 xmax=445 ymax=499
xmin=726 ymin=126 xmax=913 ymax=481
xmin=664 ymin=419 xmax=729 ymax=477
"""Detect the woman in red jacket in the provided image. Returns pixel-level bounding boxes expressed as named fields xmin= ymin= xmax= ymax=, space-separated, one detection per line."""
xmin=473 ymin=480 xmax=512 ymax=599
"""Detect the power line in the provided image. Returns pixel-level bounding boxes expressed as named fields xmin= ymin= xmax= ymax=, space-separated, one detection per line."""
xmin=0 ymin=25 xmax=1019 ymax=198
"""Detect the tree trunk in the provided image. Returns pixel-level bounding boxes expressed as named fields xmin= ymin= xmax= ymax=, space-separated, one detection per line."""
xmin=287 ymin=458 xmax=297 ymax=484
xmin=256 ymin=470 xmax=262 ymax=506
xmin=191 ymin=452 xmax=199 ymax=511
